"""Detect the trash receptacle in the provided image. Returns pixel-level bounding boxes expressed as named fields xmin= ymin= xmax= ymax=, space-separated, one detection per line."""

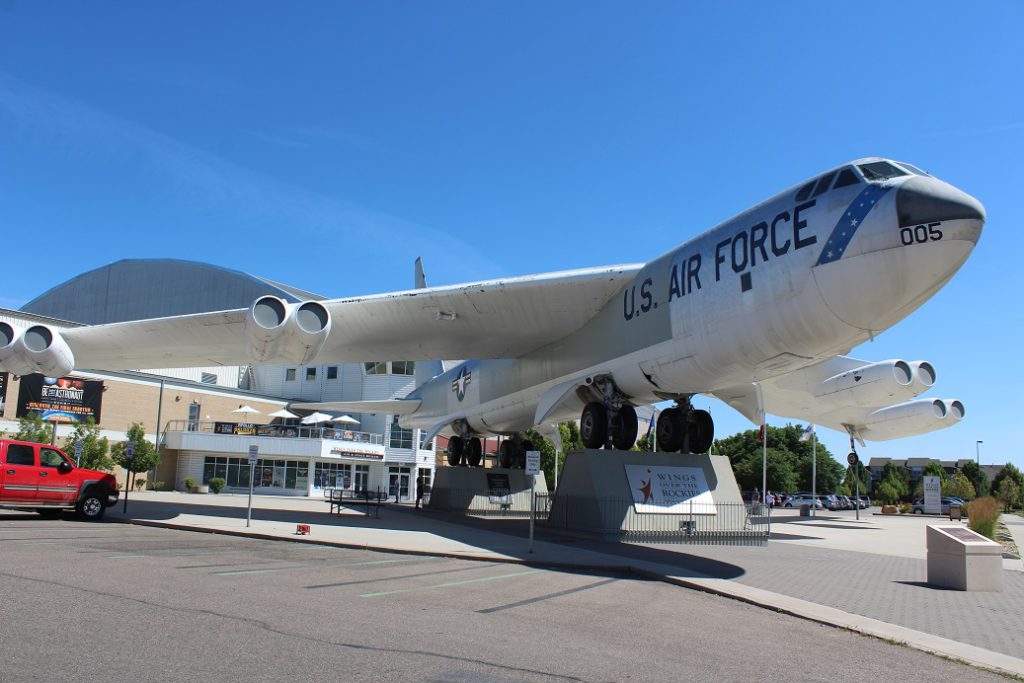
xmin=799 ymin=504 xmax=811 ymax=517
xmin=949 ymin=504 xmax=963 ymax=521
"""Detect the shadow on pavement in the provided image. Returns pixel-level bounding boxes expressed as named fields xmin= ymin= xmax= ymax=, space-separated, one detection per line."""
xmin=109 ymin=497 xmax=747 ymax=581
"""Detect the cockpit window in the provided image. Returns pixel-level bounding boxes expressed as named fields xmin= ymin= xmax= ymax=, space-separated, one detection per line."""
xmin=857 ymin=161 xmax=908 ymax=181
xmin=811 ymin=171 xmax=836 ymax=198
xmin=795 ymin=181 xmax=815 ymax=202
xmin=833 ymin=168 xmax=860 ymax=189
xmin=896 ymin=162 xmax=929 ymax=176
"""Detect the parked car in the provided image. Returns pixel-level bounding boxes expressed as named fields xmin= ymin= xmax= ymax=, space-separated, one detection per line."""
xmin=0 ymin=439 xmax=119 ymax=520
xmin=836 ymin=495 xmax=853 ymax=510
xmin=783 ymin=495 xmax=823 ymax=509
xmin=911 ymin=497 xmax=962 ymax=515
xmin=858 ymin=495 xmax=871 ymax=508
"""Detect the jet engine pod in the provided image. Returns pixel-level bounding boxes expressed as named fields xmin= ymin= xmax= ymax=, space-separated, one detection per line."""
xmin=909 ymin=361 xmax=936 ymax=392
xmin=941 ymin=399 xmax=965 ymax=426
xmin=0 ymin=322 xmax=32 ymax=375
xmin=858 ymin=398 xmax=950 ymax=441
xmin=285 ymin=301 xmax=331 ymax=365
xmin=245 ymin=296 xmax=292 ymax=363
xmin=815 ymin=360 xmax=916 ymax=408
xmin=12 ymin=325 xmax=75 ymax=377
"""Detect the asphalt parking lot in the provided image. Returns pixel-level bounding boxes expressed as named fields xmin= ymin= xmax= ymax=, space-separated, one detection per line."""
xmin=0 ymin=513 xmax=1010 ymax=683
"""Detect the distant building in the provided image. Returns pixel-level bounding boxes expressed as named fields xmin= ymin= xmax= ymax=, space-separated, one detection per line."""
xmin=866 ymin=456 xmax=1004 ymax=493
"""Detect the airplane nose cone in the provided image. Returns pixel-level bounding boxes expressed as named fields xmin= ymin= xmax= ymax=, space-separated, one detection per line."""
xmin=897 ymin=177 xmax=985 ymax=237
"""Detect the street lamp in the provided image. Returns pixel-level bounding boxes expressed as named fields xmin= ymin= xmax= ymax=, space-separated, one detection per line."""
xmin=976 ymin=440 xmax=983 ymax=466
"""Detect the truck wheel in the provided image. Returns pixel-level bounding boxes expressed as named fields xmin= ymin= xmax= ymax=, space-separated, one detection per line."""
xmin=76 ymin=488 xmax=106 ymax=521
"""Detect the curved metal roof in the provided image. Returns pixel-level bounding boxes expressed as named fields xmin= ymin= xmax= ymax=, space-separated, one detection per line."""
xmin=22 ymin=258 xmax=325 ymax=324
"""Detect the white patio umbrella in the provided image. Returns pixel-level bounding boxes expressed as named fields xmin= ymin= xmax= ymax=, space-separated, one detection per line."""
xmin=331 ymin=414 xmax=360 ymax=425
xmin=300 ymin=411 xmax=334 ymax=425
xmin=268 ymin=408 xmax=299 ymax=420
xmin=232 ymin=405 xmax=261 ymax=416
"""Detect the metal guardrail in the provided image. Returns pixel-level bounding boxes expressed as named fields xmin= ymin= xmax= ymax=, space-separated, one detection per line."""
xmin=165 ymin=420 xmax=384 ymax=445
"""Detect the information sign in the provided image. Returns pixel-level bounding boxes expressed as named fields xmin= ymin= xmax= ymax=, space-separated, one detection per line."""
xmin=248 ymin=444 xmax=259 ymax=464
xmin=525 ymin=450 xmax=541 ymax=476
xmin=924 ymin=475 xmax=941 ymax=514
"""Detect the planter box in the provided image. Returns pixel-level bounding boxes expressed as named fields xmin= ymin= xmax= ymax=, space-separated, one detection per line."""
xmin=190 ymin=485 xmax=209 ymax=494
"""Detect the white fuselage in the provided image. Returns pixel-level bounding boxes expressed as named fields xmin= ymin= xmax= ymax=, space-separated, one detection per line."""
xmin=402 ymin=160 xmax=983 ymax=437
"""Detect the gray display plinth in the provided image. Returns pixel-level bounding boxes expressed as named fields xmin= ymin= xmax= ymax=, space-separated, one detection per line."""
xmin=428 ymin=466 xmax=548 ymax=514
xmin=546 ymin=449 xmax=758 ymax=543
xmin=926 ymin=525 xmax=1003 ymax=591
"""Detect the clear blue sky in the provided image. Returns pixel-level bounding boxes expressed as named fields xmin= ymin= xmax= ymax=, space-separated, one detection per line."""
xmin=2 ymin=2 xmax=1021 ymax=471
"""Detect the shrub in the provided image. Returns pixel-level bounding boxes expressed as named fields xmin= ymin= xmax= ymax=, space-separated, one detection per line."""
xmin=881 ymin=504 xmax=898 ymax=515
xmin=876 ymin=482 xmax=899 ymax=505
xmin=134 ymin=478 xmax=146 ymax=491
xmin=184 ymin=478 xmax=196 ymax=490
xmin=968 ymin=496 xmax=1000 ymax=539
xmin=150 ymin=481 xmax=164 ymax=491
xmin=898 ymin=502 xmax=911 ymax=514
xmin=208 ymin=477 xmax=226 ymax=494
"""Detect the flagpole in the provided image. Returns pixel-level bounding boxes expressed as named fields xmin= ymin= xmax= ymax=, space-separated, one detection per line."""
xmin=811 ymin=428 xmax=817 ymax=518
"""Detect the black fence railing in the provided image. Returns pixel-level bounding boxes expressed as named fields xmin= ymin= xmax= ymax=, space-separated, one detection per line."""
xmin=429 ymin=488 xmax=766 ymax=546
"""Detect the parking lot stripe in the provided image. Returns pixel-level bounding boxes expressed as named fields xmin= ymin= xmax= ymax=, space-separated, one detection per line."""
xmin=212 ymin=556 xmax=422 ymax=577
xmin=360 ymin=569 xmax=541 ymax=598
xmin=306 ymin=563 xmax=499 ymax=590
xmin=476 ymin=578 xmax=619 ymax=614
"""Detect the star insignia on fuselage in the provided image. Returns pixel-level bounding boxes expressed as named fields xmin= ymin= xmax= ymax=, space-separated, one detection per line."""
xmin=451 ymin=366 xmax=472 ymax=402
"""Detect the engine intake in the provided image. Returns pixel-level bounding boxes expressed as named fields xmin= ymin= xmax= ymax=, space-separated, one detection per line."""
xmin=0 ymin=324 xmax=75 ymax=377
xmin=244 ymin=297 xmax=331 ymax=365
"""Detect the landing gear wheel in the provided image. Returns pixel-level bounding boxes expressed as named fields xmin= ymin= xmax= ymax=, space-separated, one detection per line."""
xmin=465 ymin=438 xmax=482 ymax=467
xmin=498 ymin=441 xmax=513 ymax=468
xmin=516 ymin=440 xmax=532 ymax=469
xmin=76 ymin=489 xmax=106 ymax=521
xmin=446 ymin=436 xmax=464 ymax=467
xmin=685 ymin=409 xmax=714 ymax=454
xmin=656 ymin=408 xmax=686 ymax=453
xmin=612 ymin=405 xmax=639 ymax=450
xmin=580 ymin=402 xmax=608 ymax=449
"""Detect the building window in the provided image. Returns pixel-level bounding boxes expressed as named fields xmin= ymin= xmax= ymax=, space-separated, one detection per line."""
xmin=418 ymin=431 xmax=433 ymax=451
xmin=391 ymin=361 xmax=415 ymax=375
xmin=316 ymin=462 xmax=351 ymax=488
xmin=203 ymin=456 xmax=307 ymax=490
xmin=354 ymin=465 xmax=369 ymax=492
xmin=285 ymin=368 xmax=296 ymax=381
xmin=306 ymin=367 xmax=316 ymax=381
xmin=364 ymin=361 xmax=387 ymax=375
xmin=327 ymin=366 xmax=338 ymax=380
xmin=200 ymin=372 xmax=217 ymax=385
xmin=389 ymin=415 xmax=413 ymax=449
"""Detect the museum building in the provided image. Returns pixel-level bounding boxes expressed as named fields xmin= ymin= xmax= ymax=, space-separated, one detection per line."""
xmin=2 ymin=259 xmax=437 ymax=501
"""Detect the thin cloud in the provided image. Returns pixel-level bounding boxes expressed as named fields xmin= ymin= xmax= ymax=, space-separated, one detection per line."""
xmin=0 ymin=71 xmax=501 ymax=286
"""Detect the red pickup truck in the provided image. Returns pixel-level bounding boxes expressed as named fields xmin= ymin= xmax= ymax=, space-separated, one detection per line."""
xmin=0 ymin=438 xmax=119 ymax=520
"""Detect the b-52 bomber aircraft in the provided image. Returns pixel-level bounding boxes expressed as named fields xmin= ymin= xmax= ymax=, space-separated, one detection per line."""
xmin=0 ymin=158 xmax=984 ymax=468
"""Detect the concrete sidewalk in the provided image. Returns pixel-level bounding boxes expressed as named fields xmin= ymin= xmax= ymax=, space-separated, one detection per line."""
xmin=109 ymin=492 xmax=1024 ymax=679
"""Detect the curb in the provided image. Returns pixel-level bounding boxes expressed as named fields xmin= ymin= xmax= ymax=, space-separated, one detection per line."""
xmin=122 ymin=517 xmax=1024 ymax=680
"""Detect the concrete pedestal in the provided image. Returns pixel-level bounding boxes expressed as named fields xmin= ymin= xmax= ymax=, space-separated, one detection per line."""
xmin=546 ymin=449 xmax=752 ymax=541
xmin=427 ymin=466 xmax=547 ymax=514
xmin=926 ymin=525 xmax=1003 ymax=592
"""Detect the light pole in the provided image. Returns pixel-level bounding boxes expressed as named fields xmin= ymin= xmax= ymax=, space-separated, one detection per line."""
xmin=976 ymin=440 xmax=983 ymax=466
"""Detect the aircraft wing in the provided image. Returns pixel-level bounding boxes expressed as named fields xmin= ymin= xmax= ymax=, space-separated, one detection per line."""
xmin=710 ymin=355 xmax=964 ymax=442
xmin=25 ymin=264 xmax=641 ymax=372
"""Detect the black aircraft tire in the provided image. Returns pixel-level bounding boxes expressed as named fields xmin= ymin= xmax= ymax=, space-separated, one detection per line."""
xmin=498 ymin=441 xmax=513 ymax=468
xmin=465 ymin=438 xmax=483 ymax=467
xmin=580 ymin=402 xmax=608 ymax=449
xmin=686 ymin=409 xmax=714 ymax=454
xmin=612 ymin=405 xmax=639 ymax=450
xmin=516 ymin=440 xmax=532 ymax=469
xmin=447 ymin=436 xmax=464 ymax=467
xmin=656 ymin=408 xmax=686 ymax=453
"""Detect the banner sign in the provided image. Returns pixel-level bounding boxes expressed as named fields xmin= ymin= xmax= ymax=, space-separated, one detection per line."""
xmin=328 ymin=448 xmax=383 ymax=460
xmin=0 ymin=371 xmax=7 ymax=415
xmin=923 ymin=475 xmax=941 ymax=514
xmin=214 ymin=421 xmax=259 ymax=435
xmin=623 ymin=464 xmax=717 ymax=515
xmin=16 ymin=374 xmax=103 ymax=424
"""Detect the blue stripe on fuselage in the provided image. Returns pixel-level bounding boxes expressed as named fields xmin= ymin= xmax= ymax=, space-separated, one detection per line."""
xmin=815 ymin=184 xmax=893 ymax=266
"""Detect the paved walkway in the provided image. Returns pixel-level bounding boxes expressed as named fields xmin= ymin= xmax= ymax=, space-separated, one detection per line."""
xmin=108 ymin=493 xmax=1024 ymax=678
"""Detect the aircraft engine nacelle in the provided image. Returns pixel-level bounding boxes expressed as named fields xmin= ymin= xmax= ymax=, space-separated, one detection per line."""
xmin=244 ymin=296 xmax=331 ymax=364
xmin=858 ymin=398 xmax=964 ymax=441
xmin=815 ymin=360 xmax=918 ymax=407
xmin=0 ymin=323 xmax=75 ymax=377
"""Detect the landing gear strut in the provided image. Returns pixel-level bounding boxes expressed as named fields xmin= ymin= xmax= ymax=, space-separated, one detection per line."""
xmin=656 ymin=399 xmax=714 ymax=454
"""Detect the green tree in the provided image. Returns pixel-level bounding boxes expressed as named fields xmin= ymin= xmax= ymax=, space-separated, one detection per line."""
xmin=557 ymin=422 xmax=583 ymax=454
xmin=876 ymin=481 xmax=900 ymax=505
xmin=520 ymin=428 xmax=557 ymax=490
xmin=716 ymin=424 xmax=842 ymax=493
xmin=959 ymin=461 xmax=989 ymax=498
xmin=877 ymin=461 xmax=909 ymax=499
xmin=63 ymin=418 xmax=113 ymax=471
xmin=997 ymin=477 xmax=1021 ymax=512
xmin=943 ymin=472 xmax=976 ymax=500
xmin=844 ymin=461 xmax=870 ymax=494
xmin=922 ymin=461 xmax=947 ymax=482
xmin=13 ymin=413 xmax=53 ymax=443
xmin=991 ymin=463 xmax=1024 ymax=498
xmin=111 ymin=423 xmax=160 ymax=489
